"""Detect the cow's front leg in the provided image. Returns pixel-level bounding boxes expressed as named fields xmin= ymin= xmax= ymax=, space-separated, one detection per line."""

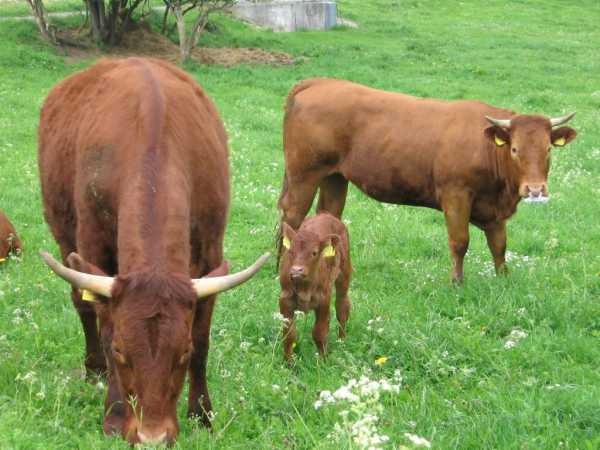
xmin=312 ymin=297 xmax=331 ymax=356
xmin=100 ymin=318 xmax=125 ymax=436
xmin=442 ymin=192 xmax=472 ymax=283
xmin=187 ymin=297 xmax=216 ymax=427
xmin=484 ymin=220 xmax=508 ymax=275
xmin=279 ymin=295 xmax=297 ymax=363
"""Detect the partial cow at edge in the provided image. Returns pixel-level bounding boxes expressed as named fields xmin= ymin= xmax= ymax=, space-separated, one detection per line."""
xmin=279 ymin=212 xmax=352 ymax=362
xmin=38 ymin=57 xmax=268 ymax=445
xmin=278 ymin=78 xmax=577 ymax=282
xmin=0 ymin=210 xmax=22 ymax=260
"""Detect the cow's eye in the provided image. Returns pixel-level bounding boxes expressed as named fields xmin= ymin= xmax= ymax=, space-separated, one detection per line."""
xmin=312 ymin=250 xmax=318 ymax=257
xmin=511 ymin=147 xmax=518 ymax=156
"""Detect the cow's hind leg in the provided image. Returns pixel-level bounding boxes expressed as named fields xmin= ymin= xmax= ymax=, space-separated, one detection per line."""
xmin=483 ymin=220 xmax=508 ymax=275
xmin=277 ymin=173 xmax=321 ymax=266
xmin=334 ymin=272 xmax=351 ymax=339
xmin=317 ymin=173 xmax=349 ymax=218
xmin=441 ymin=191 xmax=472 ymax=283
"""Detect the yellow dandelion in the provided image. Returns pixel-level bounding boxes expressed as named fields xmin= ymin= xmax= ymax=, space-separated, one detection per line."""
xmin=374 ymin=356 xmax=388 ymax=366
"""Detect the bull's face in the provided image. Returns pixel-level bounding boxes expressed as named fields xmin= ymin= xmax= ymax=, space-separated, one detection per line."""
xmin=281 ymin=223 xmax=339 ymax=306
xmin=484 ymin=113 xmax=577 ymax=200
xmin=40 ymin=250 xmax=270 ymax=445
xmin=109 ymin=274 xmax=196 ymax=445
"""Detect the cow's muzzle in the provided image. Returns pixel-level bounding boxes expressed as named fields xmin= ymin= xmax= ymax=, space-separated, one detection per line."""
xmin=289 ymin=266 xmax=307 ymax=281
xmin=520 ymin=182 xmax=548 ymax=198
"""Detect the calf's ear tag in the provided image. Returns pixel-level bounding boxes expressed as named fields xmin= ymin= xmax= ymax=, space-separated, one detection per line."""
xmin=80 ymin=289 xmax=98 ymax=303
xmin=553 ymin=137 xmax=566 ymax=146
xmin=0 ymin=258 xmax=5 ymax=264
xmin=494 ymin=135 xmax=506 ymax=147
xmin=321 ymin=244 xmax=335 ymax=258
xmin=282 ymin=236 xmax=291 ymax=250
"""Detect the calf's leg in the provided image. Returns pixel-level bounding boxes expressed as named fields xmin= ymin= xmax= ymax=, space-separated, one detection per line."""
xmin=334 ymin=273 xmax=351 ymax=338
xmin=441 ymin=192 xmax=472 ymax=283
xmin=312 ymin=299 xmax=331 ymax=356
xmin=279 ymin=295 xmax=297 ymax=363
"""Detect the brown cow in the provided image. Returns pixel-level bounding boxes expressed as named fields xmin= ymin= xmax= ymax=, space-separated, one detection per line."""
xmin=0 ymin=210 xmax=21 ymax=260
xmin=278 ymin=78 xmax=577 ymax=282
xmin=279 ymin=213 xmax=351 ymax=362
xmin=38 ymin=57 xmax=269 ymax=445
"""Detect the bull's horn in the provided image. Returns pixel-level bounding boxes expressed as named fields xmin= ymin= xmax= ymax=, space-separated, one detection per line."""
xmin=485 ymin=116 xmax=511 ymax=128
xmin=40 ymin=251 xmax=114 ymax=298
xmin=192 ymin=252 xmax=270 ymax=298
xmin=550 ymin=112 xmax=576 ymax=127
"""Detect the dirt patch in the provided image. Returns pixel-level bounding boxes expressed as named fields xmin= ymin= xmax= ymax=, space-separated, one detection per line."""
xmin=57 ymin=22 xmax=295 ymax=66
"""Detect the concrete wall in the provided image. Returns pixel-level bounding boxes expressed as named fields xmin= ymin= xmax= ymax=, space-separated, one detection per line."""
xmin=233 ymin=1 xmax=337 ymax=32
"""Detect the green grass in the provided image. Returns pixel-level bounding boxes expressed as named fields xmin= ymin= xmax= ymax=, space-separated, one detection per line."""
xmin=1 ymin=0 xmax=600 ymax=448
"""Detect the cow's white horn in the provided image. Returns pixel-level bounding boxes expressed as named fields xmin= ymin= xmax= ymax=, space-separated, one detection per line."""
xmin=550 ymin=112 xmax=576 ymax=127
xmin=192 ymin=252 xmax=270 ymax=298
xmin=485 ymin=116 xmax=511 ymax=128
xmin=40 ymin=251 xmax=114 ymax=298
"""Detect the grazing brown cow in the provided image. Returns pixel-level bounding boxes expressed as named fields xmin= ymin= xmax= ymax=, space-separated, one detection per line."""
xmin=38 ymin=57 xmax=269 ymax=445
xmin=279 ymin=213 xmax=351 ymax=362
xmin=278 ymin=78 xmax=577 ymax=282
xmin=0 ymin=210 xmax=21 ymax=260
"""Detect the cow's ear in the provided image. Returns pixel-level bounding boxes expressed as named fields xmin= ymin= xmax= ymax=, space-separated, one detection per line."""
xmin=484 ymin=126 xmax=510 ymax=148
xmin=551 ymin=127 xmax=577 ymax=147
xmin=66 ymin=253 xmax=109 ymax=304
xmin=320 ymin=234 xmax=340 ymax=258
xmin=281 ymin=222 xmax=296 ymax=250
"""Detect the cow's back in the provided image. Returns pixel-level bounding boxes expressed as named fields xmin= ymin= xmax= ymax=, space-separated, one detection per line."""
xmin=284 ymin=78 xmax=512 ymax=209
xmin=38 ymin=58 xmax=229 ymax=259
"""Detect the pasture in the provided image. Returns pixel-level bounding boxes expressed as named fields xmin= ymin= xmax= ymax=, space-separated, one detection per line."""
xmin=1 ymin=0 xmax=600 ymax=448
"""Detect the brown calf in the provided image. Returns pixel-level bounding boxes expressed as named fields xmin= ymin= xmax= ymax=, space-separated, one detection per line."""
xmin=278 ymin=78 xmax=577 ymax=282
xmin=0 ymin=210 xmax=21 ymax=260
xmin=279 ymin=213 xmax=351 ymax=361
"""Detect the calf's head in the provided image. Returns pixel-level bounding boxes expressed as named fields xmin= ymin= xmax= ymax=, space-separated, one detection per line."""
xmin=281 ymin=223 xmax=339 ymax=302
xmin=485 ymin=112 xmax=577 ymax=200
xmin=41 ymin=250 xmax=269 ymax=445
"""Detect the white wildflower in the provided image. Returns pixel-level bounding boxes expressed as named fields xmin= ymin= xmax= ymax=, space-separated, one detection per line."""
xmin=404 ymin=432 xmax=431 ymax=448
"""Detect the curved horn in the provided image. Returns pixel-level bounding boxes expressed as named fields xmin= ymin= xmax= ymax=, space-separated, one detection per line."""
xmin=40 ymin=251 xmax=114 ymax=298
xmin=192 ymin=252 xmax=270 ymax=298
xmin=485 ymin=116 xmax=511 ymax=128
xmin=550 ymin=112 xmax=576 ymax=127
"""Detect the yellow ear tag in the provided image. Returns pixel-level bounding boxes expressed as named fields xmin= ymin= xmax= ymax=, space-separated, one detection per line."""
xmin=321 ymin=244 xmax=335 ymax=258
xmin=282 ymin=236 xmax=291 ymax=250
xmin=553 ymin=137 xmax=566 ymax=146
xmin=0 ymin=258 xmax=6 ymax=264
xmin=80 ymin=289 xmax=98 ymax=303
xmin=494 ymin=135 xmax=506 ymax=147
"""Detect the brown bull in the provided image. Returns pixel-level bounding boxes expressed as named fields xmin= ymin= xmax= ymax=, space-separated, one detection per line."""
xmin=0 ymin=210 xmax=21 ymax=260
xmin=279 ymin=213 xmax=351 ymax=362
xmin=38 ymin=57 xmax=269 ymax=445
xmin=278 ymin=78 xmax=577 ymax=282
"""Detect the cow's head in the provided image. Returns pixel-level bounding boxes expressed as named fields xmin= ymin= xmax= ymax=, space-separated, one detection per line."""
xmin=280 ymin=223 xmax=339 ymax=307
xmin=484 ymin=112 xmax=576 ymax=200
xmin=40 ymin=250 xmax=269 ymax=445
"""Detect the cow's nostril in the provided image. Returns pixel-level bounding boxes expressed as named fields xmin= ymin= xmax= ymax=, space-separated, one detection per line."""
xmin=290 ymin=266 xmax=306 ymax=279
xmin=137 ymin=430 xmax=168 ymax=445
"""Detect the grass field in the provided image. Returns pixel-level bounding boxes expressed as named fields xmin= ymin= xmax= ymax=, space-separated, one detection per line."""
xmin=1 ymin=0 xmax=600 ymax=448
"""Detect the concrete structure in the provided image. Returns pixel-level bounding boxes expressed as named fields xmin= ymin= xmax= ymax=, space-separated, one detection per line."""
xmin=233 ymin=1 xmax=337 ymax=32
